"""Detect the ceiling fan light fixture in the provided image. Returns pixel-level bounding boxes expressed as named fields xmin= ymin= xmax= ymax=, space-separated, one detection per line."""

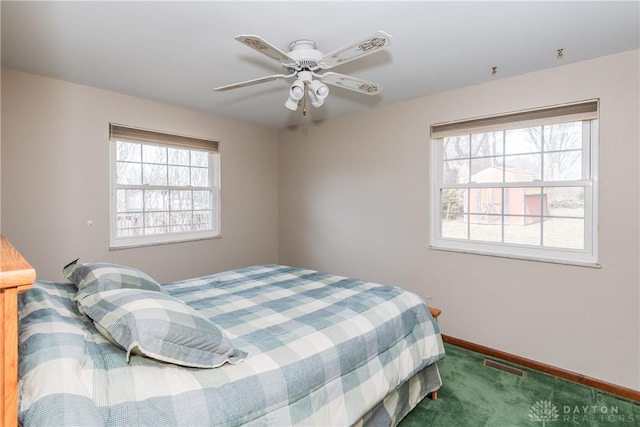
xmin=309 ymin=80 xmax=329 ymax=100
xmin=307 ymin=86 xmax=325 ymax=108
xmin=285 ymin=96 xmax=300 ymax=111
xmin=289 ymin=80 xmax=305 ymax=100
xmin=309 ymin=96 xmax=325 ymax=108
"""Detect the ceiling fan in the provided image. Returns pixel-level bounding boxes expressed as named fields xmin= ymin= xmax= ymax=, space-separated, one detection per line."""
xmin=214 ymin=31 xmax=392 ymax=115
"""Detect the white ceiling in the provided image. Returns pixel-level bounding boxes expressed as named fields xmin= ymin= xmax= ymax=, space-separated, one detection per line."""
xmin=2 ymin=1 xmax=639 ymax=130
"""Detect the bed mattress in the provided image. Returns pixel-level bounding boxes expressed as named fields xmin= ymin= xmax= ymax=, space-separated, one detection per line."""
xmin=18 ymin=264 xmax=445 ymax=426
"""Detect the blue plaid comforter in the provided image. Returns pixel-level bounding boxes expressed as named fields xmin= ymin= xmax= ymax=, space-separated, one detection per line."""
xmin=19 ymin=264 xmax=445 ymax=426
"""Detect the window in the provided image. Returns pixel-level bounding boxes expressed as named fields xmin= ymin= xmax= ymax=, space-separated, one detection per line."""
xmin=109 ymin=124 xmax=220 ymax=249
xmin=430 ymin=100 xmax=598 ymax=265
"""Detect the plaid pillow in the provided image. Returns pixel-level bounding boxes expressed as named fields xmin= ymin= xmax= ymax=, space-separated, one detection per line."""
xmin=77 ymin=288 xmax=248 ymax=368
xmin=62 ymin=260 xmax=167 ymax=300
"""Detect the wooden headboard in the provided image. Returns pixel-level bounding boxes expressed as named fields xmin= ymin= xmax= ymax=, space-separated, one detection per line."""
xmin=0 ymin=235 xmax=35 ymax=427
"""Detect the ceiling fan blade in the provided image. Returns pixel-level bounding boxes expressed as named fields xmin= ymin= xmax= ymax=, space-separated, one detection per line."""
xmin=235 ymin=35 xmax=299 ymax=67
xmin=214 ymin=73 xmax=293 ymax=91
xmin=318 ymin=31 xmax=392 ymax=70
xmin=320 ymin=72 xmax=383 ymax=95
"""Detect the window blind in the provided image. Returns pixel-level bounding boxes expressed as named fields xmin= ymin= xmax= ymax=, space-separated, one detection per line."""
xmin=431 ymin=100 xmax=598 ymax=138
xmin=109 ymin=124 xmax=219 ymax=152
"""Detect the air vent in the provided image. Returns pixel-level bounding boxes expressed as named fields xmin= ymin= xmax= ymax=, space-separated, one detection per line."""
xmin=483 ymin=359 xmax=527 ymax=377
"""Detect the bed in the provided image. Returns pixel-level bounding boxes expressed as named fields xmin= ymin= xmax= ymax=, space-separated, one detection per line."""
xmin=18 ymin=263 xmax=445 ymax=426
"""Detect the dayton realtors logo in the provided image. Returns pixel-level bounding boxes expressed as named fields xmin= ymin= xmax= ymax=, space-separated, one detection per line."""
xmin=528 ymin=400 xmax=635 ymax=425
xmin=528 ymin=400 xmax=559 ymax=426
xmin=562 ymin=404 xmax=635 ymax=424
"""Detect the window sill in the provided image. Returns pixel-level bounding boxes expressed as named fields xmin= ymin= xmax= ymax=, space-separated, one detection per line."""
xmin=428 ymin=245 xmax=601 ymax=269
xmin=110 ymin=234 xmax=222 ymax=251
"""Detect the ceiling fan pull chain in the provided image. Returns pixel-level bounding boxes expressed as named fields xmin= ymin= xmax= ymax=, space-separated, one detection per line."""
xmin=302 ymin=83 xmax=308 ymax=116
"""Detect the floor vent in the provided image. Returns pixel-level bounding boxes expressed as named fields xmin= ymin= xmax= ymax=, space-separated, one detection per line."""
xmin=483 ymin=359 xmax=527 ymax=378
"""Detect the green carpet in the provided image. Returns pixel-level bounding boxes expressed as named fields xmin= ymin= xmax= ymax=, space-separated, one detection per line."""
xmin=400 ymin=343 xmax=640 ymax=426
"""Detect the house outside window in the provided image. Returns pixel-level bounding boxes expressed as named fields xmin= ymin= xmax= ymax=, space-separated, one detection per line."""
xmin=109 ymin=124 xmax=221 ymax=249
xmin=430 ymin=100 xmax=598 ymax=265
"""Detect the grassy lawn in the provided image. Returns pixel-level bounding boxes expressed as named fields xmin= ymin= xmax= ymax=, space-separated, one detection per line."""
xmin=442 ymin=209 xmax=584 ymax=250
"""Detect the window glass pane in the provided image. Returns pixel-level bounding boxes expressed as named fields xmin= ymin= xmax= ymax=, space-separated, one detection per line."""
xmin=441 ymin=188 xmax=467 ymax=239
xmin=170 ymin=212 xmax=193 ymax=230
xmin=468 ymin=188 xmax=503 ymax=216
xmin=116 ymin=213 xmax=142 ymax=237
xmin=505 ymin=127 xmax=540 ymax=155
xmin=168 ymin=166 xmax=190 ymax=186
xmin=143 ymin=144 xmax=167 ymax=164
xmin=143 ymin=163 xmax=167 ymax=186
xmin=144 ymin=212 xmax=169 ymax=232
xmin=442 ymin=216 xmax=468 ymax=240
xmin=470 ymin=222 xmax=502 ymax=242
xmin=469 ymin=187 xmax=502 ymax=241
xmin=543 ymin=150 xmax=581 ymax=181
xmin=502 ymin=187 xmax=546 ymax=218
xmin=193 ymin=211 xmax=212 ymax=229
xmin=471 ymin=158 xmax=503 ymax=183
xmin=525 ymin=187 xmax=547 ymax=217
xmin=116 ymin=141 xmax=141 ymax=162
xmin=546 ymin=187 xmax=584 ymax=218
xmin=443 ymin=135 xmax=470 ymax=160
xmin=191 ymin=167 xmax=209 ymax=187
xmin=441 ymin=188 xmax=465 ymax=217
xmin=117 ymin=228 xmax=132 ymax=238
xmin=170 ymin=190 xmax=192 ymax=210
xmin=504 ymin=154 xmax=541 ymax=181
xmin=504 ymin=216 xmax=541 ymax=245
xmin=544 ymin=122 xmax=582 ymax=151
xmin=193 ymin=191 xmax=211 ymax=210
xmin=442 ymin=159 xmax=469 ymax=184
xmin=168 ymin=148 xmax=190 ymax=166
xmin=117 ymin=162 xmax=141 ymax=185
xmin=471 ymin=132 xmax=504 ymax=157
xmin=117 ymin=189 xmax=143 ymax=212
xmin=144 ymin=190 xmax=168 ymax=211
xmin=191 ymin=151 xmax=209 ymax=167
xmin=543 ymin=218 xmax=584 ymax=249
xmin=502 ymin=186 xmax=545 ymax=245
xmin=145 ymin=225 xmax=169 ymax=236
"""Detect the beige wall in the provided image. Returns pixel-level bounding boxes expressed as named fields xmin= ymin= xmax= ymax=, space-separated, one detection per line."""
xmin=279 ymin=50 xmax=640 ymax=390
xmin=1 ymin=68 xmax=279 ymax=282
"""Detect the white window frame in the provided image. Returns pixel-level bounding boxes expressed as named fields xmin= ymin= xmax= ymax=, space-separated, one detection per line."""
xmin=429 ymin=101 xmax=599 ymax=266
xmin=109 ymin=124 xmax=221 ymax=249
